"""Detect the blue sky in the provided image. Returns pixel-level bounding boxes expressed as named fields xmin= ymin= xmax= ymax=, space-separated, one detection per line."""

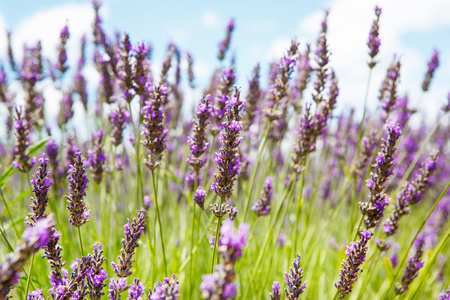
xmin=0 ymin=0 xmax=449 ymax=126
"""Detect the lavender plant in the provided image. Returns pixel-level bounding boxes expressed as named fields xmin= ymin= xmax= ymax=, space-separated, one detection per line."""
xmin=1 ymin=4 xmax=449 ymax=300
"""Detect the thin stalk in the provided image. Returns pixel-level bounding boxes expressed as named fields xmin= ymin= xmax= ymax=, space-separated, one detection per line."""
xmin=356 ymin=69 xmax=373 ymax=156
xmin=188 ymin=171 xmax=199 ymax=299
xmin=381 ymin=179 xmax=450 ymax=299
xmin=293 ymin=162 xmax=307 ymax=256
xmin=77 ymin=226 xmax=84 ymax=256
xmin=24 ymin=253 xmax=35 ymax=300
xmin=0 ymin=189 xmax=19 ymax=237
xmin=151 ymin=169 xmax=167 ymax=276
xmin=210 ymin=196 xmax=224 ymax=273
xmin=392 ymin=114 xmax=444 ymax=195
xmin=242 ymin=124 xmax=270 ymax=222
xmin=128 ymin=102 xmax=143 ymax=208
xmin=242 ymin=176 xmax=297 ymax=299
xmin=204 ymin=137 xmax=216 ymax=184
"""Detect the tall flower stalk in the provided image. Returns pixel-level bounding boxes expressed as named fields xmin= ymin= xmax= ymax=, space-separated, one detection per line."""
xmin=65 ymin=150 xmax=90 ymax=255
xmin=210 ymin=88 xmax=244 ymax=271
xmin=141 ymin=82 xmax=168 ymax=275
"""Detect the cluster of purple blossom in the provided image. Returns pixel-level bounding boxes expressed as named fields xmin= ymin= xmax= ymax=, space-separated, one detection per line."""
xmin=0 ymin=1 xmax=450 ymax=300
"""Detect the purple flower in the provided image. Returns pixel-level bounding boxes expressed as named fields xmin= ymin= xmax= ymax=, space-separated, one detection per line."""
xmin=187 ymin=95 xmax=212 ymax=175
xmin=219 ymin=219 xmax=249 ymax=263
xmin=28 ymin=289 xmax=44 ymax=300
xmin=438 ymin=288 xmax=450 ymax=300
xmin=252 ymin=176 xmax=273 ymax=216
xmin=141 ymin=83 xmax=168 ymax=170
xmin=395 ymin=241 xmax=425 ymax=295
xmin=194 ymin=187 xmax=206 ymax=210
xmin=112 ymin=209 xmax=146 ymax=278
xmin=26 ymin=153 xmax=53 ymax=227
xmin=66 ymin=150 xmax=90 ymax=227
xmin=270 ymin=282 xmax=281 ymax=300
xmin=211 ymin=90 xmax=244 ymax=198
xmin=284 ymin=255 xmax=307 ymax=299
xmin=23 ymin=217 xmax=54 ymax=250
xmin=58 ymin=93 xmax=74 ymax=127
xmin=149 ymin=274 xmax=180 ymax=300
xmin=422 ymin=48 xmax=439 ymax=92
xmin=335 ymin=230 xmax=372 ymax=298
xmin=110 ymin=105 xmax=131 ymax=147
xmin=217 ymin=19 xmax=235 ymax=61
xmin=109 ymin=278 xmax=129 ymax=300
xmin=143 ymin=195 xmax=151 ymax=209
xmin=360 ymin=123 xmax=401 ymax=229
xmin=55 ymin=25 xmax=70 ymax=76
xmin=367 ymin=6 xmax=382 ymax=68
xmin=88 ymin=129 xmax=107 ymax=183
xmin=127 ymin=278 xmax=145 ymax=300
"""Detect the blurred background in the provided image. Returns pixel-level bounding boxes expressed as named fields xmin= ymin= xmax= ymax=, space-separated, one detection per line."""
xmin=0 ymin=0 xmax=449 ymax=134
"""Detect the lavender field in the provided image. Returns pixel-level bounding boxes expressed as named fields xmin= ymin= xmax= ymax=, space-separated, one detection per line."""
xmin=1 ymin=1 xmax=450 ymax=299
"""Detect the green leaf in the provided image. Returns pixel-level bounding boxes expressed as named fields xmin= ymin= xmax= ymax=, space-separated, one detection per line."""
xmin=0 ymin=189 xmax=32 ymax=218
xmin=27 ymin=136 xmax=51 ymax=157
xmin=0 ymin=164 xmax=18 ymax=186
xmin=383 ymin=256 xmax=394 ymax=284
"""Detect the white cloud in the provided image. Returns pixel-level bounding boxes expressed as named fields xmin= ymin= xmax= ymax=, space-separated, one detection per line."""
xmin=298 ymin=0 xmax=450 ymax=116
xmin=201 ymin=10 xmax=219 ymax=29
xmin=266 ymin=37 xmax=292 ymax=61
xmin=11 ymin=3 xmax=93 ymax=64
xmin=0 ymin=14 xmax=7 ymax=59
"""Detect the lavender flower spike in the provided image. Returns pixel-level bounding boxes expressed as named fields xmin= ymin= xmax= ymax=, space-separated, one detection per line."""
xmin=270 ymin=282 xmax=281 ymax=300
xmin=13 ymin=105 xmax=35 ymax=172
xmin=217 ymin=19 xmax=234 ymax=61
xmin=438 ymin=288 xmax=450 ymax=300
xmin=127 ymin=278 xmax=145 ymax=300
xmin=27 ymin=289 xmax=44 ymax=300
xmin=252 ymin=176 xmax=273 ymax=216
xmin=211 ymin=88 xmax=244 ymax=199
xmin=149 ymin=274 xmax=180 ymax=300
xmin=110 ymin=105 xmax=131 ymax=147
xmin=111 ymin=209 xmax=146 ymax=278
xmin=109 ymin=278 xmax=129 ymax=300
xmin=141 ymin=83 xmax=168 ymax=170
xmin=359 ymin=122 xmax=401 ymax=229
xmin=0 ymin=218 xmax=54 ymax=296
xmin=65 ymin=150 xmax=90 ymax=227
xmin=194 ymin=186 xmax=207 ymax=210
xmin=395 ymin=236 xmax=425 ymax=295
xmin=26 ymin=153 xmax=53 ymax=227
xmin=55 ymin=25 xmax=70 ymax=77
xmin=335 ymin=230 xmax=372 ymax=299
xmin=88 ymin=129 xmax=107 ymax=184
xmin=422 ymin=48 xmax=439 ymax=92
xmin=367 ymin=6 xmax=382 ymax=69
xmin=187 ymin=95 xmax=212 ymax=173
xmin=87 ymin=243 xmax=108 ymax=300
xmin=285 ymin=255 xmax=307 ymax=299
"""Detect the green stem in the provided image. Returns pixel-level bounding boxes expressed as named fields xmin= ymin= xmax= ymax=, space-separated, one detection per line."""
xmin=77 ymin=226 xmax=84 ymax=256
xmin=243 ymin=176 xmax=297 ymax=298
xmin=356 ymin=69 xmax=373 ymax=156
xmin=152 ymin=169 xmax=167 ymax=276
xmin=391 ymin=114 xmax=444 ymax=195
xmin=210 ymin=196 xmax=224 ymax=273
xmin=24 ymin=253 xmax=35 ymax=300
xmin=0 ymin=189 xmax=19 ymax=238
xmin=293 ymin=162 xmax=307 ymax=256
xmin=189 ymin=171 xmax=199 ymax=299
xmin=128 ymin=102 xmax=143 ymax=208
xmin=242 ymin=125 xmax=270 ymax=222
xmin=381 ymin=180 xmax=450 ymax=299
xmin=204 ymin=138 xmax=216 ymax=184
